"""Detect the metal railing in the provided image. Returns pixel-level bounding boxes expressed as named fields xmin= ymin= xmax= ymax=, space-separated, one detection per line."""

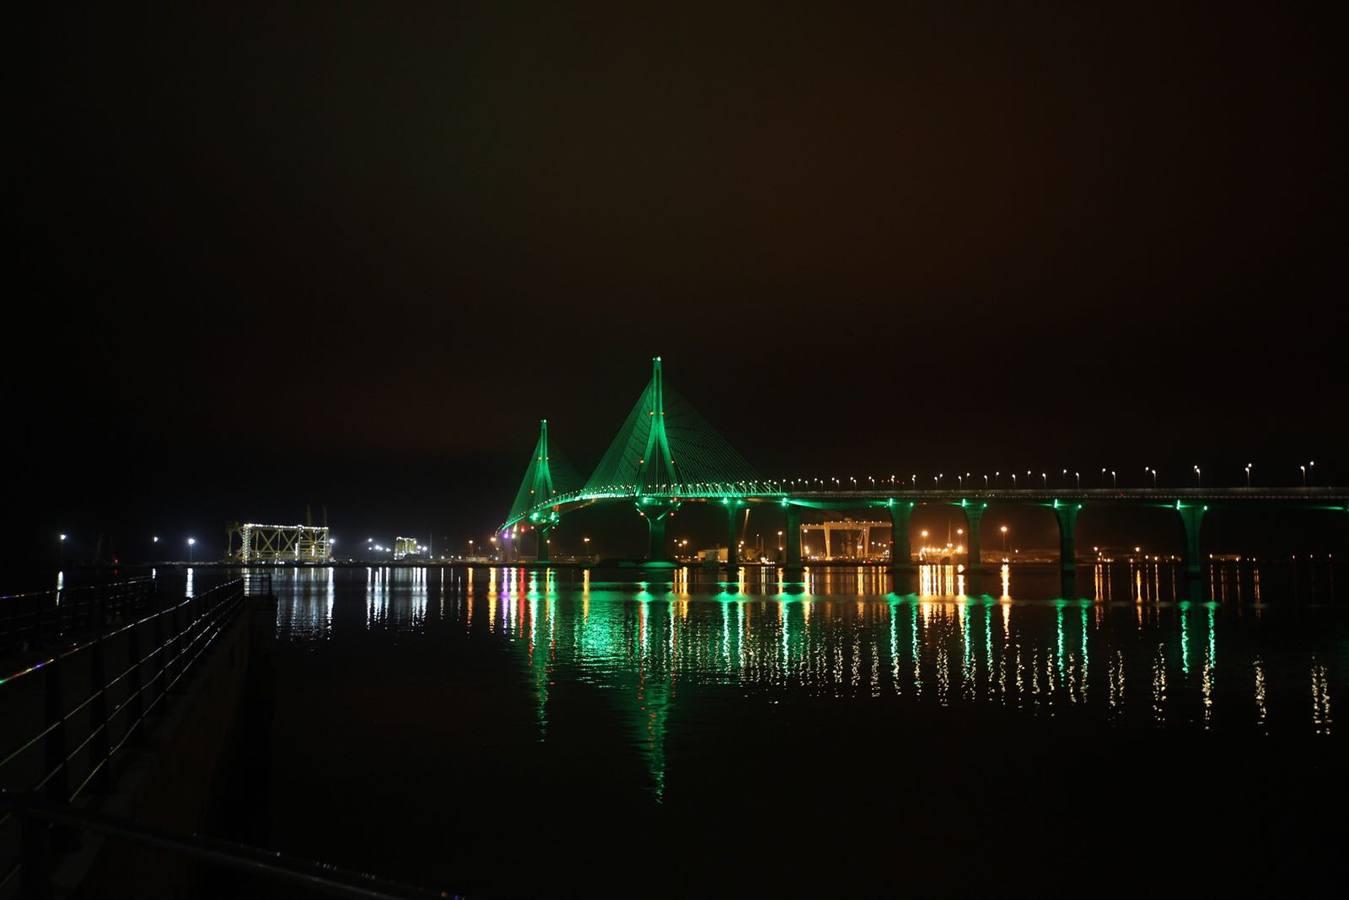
xmin=0 ymin=578 xmax=157 ymax=659
xmin=0 ymin=578 xmax=246 ymax=894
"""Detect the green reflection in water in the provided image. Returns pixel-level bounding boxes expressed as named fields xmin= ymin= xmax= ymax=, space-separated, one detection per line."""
xmin=446 ymin=566 xmax=1340 ymax=800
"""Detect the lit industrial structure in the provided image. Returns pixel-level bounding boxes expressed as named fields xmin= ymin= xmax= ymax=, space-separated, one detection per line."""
xmin=226 ymin=522 xmax=331 ymax=563
xmin=393 ymin=537 xmax=424 ymax=560
xmin=800 ymin=519 xmax=889 ymax=560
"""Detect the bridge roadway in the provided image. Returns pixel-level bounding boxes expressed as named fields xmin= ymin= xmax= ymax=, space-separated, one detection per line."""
xmin=511 ymin=486 xmax=1349 ymax=587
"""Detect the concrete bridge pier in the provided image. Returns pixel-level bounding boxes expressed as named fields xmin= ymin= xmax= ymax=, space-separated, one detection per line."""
xmin=960 ymin=501 xmax=987 ymax=594
xmin=536 ymin=525 xmax=554 ymax=562
xmin=725 ymin=501 xmax=743 ymax=569
xmin=1176 ymin=503 xmax=1206 ymax=597
xmin=1053 ymin=502 xmax=1082 ymax=598
xmin=638 ymin=502 xmax=678 ymax=560
xmin=960 ymin=502 xmax=987 ymax=572
xmin=889 ymin=501 xmax=916 ymax=592
xmin=784 ymin=504 xmax=803 ymax=576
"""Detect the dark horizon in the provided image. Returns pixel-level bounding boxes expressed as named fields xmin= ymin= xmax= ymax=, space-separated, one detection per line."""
xmin=6 ymin=3 xmax=1347 ymax=570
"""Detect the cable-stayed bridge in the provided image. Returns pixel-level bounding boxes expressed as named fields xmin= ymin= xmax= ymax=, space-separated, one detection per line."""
xmin=499 ymin=358 xmax=1348 ymax=585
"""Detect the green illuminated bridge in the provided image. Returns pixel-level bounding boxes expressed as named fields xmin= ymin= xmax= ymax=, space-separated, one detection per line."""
xmin=500 ymin=358 xmax=1348 ymax=584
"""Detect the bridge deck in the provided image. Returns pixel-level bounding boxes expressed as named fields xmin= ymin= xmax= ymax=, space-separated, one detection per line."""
xmin=503 ymin=486 xmax=1349 ymax=532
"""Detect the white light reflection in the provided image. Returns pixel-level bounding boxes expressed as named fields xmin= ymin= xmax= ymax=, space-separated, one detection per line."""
xmin=1311 ymin=658 xmax=1333 ymax=735
xmin=1253 ymin=656 xmax=1268 ymax=733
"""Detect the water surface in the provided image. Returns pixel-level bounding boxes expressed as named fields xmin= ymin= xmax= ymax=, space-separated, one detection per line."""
xmin=237 ymin=563 xmax=1347 ymax=896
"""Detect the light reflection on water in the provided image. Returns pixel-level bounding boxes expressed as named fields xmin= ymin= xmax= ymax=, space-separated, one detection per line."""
xmin=270 ymin=562 xmax=1343 ymax=799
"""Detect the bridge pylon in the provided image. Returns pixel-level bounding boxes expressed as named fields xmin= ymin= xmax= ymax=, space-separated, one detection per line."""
xmin=504 ymin=418 xmax=581 ymax=559
xmin=631 ymin=357 xmax=683 ymax=559
xmin=635 ymin=357 xmax=680 ymax=491
xmin=578 ymin=356 xmax=761 ymax=560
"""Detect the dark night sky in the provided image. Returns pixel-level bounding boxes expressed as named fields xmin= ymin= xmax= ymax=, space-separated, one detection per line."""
xmin=5 ymin=3 xmax=1346 ymax=567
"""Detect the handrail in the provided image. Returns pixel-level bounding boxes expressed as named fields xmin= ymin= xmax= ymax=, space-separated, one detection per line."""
xmin=0 ymin=577 xmax=160 ymax=660
xmin=0 ymin=578 xmax=248 ymax=884
xmin=0 ymin=576 xmax=153 ymax=603
xmin=1 ymin=585 xmax=219 ymax=686
xmin=0 ymin=794 xmax=459 ymax=900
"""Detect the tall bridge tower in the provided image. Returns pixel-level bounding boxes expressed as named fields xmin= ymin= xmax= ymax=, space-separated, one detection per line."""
xmin=582 ymin=356 xmax=760 ymax=560
xmin=506 ymin=419 xmax=566 ymax=561
xmin=633 ymin=357 xmax=681 ymax=558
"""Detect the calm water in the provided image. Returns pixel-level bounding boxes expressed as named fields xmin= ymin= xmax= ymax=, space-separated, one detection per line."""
xmin=231 ymin=563 xmax=1347 ymax=896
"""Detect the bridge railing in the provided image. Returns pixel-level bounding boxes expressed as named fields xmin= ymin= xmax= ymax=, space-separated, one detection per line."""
xmin=0 ymin=578 xmax=246 ymax=894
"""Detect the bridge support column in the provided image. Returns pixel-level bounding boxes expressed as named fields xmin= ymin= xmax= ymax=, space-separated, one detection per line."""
xmin=647 ymin=515 xmax=666 ymax=560
xmin=889 ymin=502 xmax=916 ymax=592
xmin=1177 ymin=503 xmax=1206 ymax=596
xmin=888 ymin=503 xmax=914 ymax=572
xmin=959 ymin=502 xmax=987 ymax=595
xmin=785 ymin=505 xmax=802 ymax=571
xmin=637 ymin=502 xmax=677 ymax=561
xmin=961 ymin=502 xmax=986 ymax=572
xmin=726 ymin=503 xmax=741 ymax=569
xmin=537 ymin=525 xmax=553 ymax=563
xmin=1053 ymin=502 xmax=1082 ymax=597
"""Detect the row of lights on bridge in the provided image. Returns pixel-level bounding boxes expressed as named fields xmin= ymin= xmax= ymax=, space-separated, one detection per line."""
xmin=774 ymin=461 xmax=1316 ymax=490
